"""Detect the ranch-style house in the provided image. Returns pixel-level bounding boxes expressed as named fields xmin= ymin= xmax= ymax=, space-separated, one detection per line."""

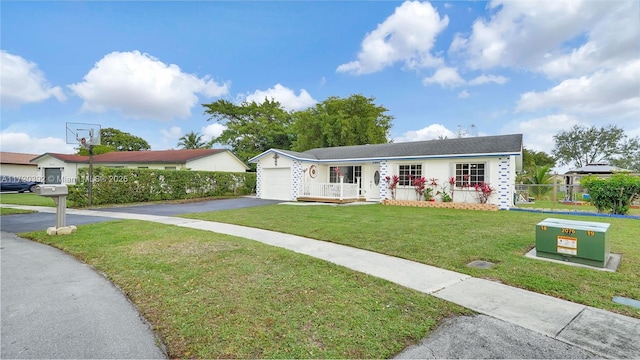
xmin=250 ymin=134 xmax=523 ymax=210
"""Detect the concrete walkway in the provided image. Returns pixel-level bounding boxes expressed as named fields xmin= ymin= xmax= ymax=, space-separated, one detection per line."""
xmin=2 ymin=203 xmax=640 ymax=358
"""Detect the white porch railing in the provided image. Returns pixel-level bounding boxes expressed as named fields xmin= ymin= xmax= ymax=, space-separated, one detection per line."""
xmin=298 ymin=181 xmax=359 ymax=200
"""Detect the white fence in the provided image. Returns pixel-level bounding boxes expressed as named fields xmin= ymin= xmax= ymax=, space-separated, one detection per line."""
xmin=299 ymin=182 xmax=359 ymax=200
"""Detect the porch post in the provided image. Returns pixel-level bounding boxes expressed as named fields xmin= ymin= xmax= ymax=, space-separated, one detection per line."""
xmin=339 ymin=176 xmax=344 ymax=200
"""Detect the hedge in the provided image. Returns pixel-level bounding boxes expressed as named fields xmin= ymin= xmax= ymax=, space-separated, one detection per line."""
xmin=581 ymin=173 xmax=640 ymax=215
xmin=68 ymin=167 xmax=256 ymax=207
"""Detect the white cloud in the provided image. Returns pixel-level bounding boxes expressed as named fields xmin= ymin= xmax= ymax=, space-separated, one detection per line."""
xmin=201 ymin=123 xmax=226 ymax=141
xmin=501 ymin=114 xmax=581 ymax=173
xmin=516 ymin=60 xmax=640 ymax=120
xmin=468 ymin=74 xmax=508 ymax=86
xmin=449 ymin=0 xmax=616 ymax=71
xmin=458 ymin=90 xmax=470 ymax=99
xmin=506 ymin=114 xmax=580 ymax=152
xmin=538 ymin=1 xmax=639 ymax=79
xmin=336 ymin=0 xmax=448 ymax=74
xmin=0 ymin=51 xmax=66 ymax=107
xmin=422 ymin=67 xmax=465 ymax=88
xmin=245 ymin=83 xmax=316 ymax=111
xmin=69 ymin=51 xmax=229 ymax=120
xmin=0 ymin=132 xmax=75 ymax=154
xmin=393 ymin=124 xmax=456 ymax=142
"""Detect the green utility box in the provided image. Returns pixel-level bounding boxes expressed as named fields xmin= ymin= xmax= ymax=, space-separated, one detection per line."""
xmin=535 ymin=218 xmax=610 ymax=268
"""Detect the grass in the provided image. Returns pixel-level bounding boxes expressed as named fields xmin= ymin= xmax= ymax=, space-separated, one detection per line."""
xmin=516 ymin=199 xmax=640 ymax=216
xmin=181 ymin=204 xmax=640 ymax=319
xmin=0 ymin=193 xmax=57 ymax=207
xmin=21 ymin=220 xmax=470 ymax=359
xmin=0 ymin=208 xmax=35 ymax=215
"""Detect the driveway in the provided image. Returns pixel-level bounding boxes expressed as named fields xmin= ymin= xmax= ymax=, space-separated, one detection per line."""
xmin=1 ymin=197 xmax=280 ymax=233
xmin=95 ymin=197 xmax=281 ymax=216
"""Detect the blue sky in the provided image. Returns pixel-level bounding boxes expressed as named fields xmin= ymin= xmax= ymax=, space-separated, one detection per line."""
xmin=2 ymin=0 xmax=639 ymax=170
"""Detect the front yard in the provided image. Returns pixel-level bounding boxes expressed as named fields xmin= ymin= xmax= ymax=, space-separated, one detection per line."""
xmin=16 ymin=203 xmax=640 ymax=357
xmin=182 ymin=204 xmax=640 ymax=319
xmin=21 ymin=220 xmax=469 ymax=359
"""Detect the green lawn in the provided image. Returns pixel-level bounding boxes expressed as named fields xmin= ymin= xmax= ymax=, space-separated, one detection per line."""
xmin=0 ymin=193 xmax=57 ymax=207
xmin=0 ymin=208 xmax=36 ymax=215
xmin=182 ymin=204 xmax=640 ymax=319
xmin=21 ymin=221 xmax=470 ymax=359
xmin=17 ymin=202 xmax=640 ymax=357
xmin=516 ymin=199 xmax=640 ymax=216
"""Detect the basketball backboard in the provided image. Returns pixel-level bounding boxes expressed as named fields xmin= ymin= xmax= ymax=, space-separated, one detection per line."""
xmin=66 ymin=122 xmax=101 ymax=147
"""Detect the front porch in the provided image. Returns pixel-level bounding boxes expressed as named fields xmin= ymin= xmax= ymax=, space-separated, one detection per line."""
xmin=297 ymin=181 xmax=361 ymax=204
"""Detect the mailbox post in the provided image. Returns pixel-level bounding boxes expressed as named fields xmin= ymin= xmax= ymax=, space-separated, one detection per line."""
xmin=34 ymin=184 xmax=73 ymax=234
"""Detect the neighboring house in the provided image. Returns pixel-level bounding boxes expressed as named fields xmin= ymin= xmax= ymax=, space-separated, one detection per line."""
xmin=31 ymin=149 xmax=249 ymax=184
xmin=0 ymin=152 xmax=39 ymax=179
xmin=564 ymin=161 xmax=635 ymax=201
xmin=250 ymin=134 xmax=523 ymax=210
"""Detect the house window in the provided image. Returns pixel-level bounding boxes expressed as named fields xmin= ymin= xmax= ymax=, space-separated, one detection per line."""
xmin=398 ymin=164 xmax=422 ymax=186
xmin=455 ymin=163 xmax=486 ymax=187
xmin=329 ymin=166 xmax=362 ymax=184
xmin=138 ymin=166 xmax=149 ymax=169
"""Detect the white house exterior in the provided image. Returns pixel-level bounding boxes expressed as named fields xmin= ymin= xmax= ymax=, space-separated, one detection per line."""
xmin=31 ymin=149 xmax=249 ymax=184
xmin=0 ymin=152 xmax=39 ymax=179
xmin=250 ymin=134 xmax=523 ymax=210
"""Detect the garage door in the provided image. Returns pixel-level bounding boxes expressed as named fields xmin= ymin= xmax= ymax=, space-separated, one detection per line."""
xmin=261 ymin=168 xmax=292 ymax=201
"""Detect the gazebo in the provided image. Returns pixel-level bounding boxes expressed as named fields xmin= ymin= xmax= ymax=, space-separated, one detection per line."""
xmin=563 ymin=161 xmax=633 ymax=201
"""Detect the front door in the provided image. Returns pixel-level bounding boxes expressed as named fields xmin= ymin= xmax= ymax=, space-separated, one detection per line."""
xmin=367 ymin=164 xmax=381 ymax=201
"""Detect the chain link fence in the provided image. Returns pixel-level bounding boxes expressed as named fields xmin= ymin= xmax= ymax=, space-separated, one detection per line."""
xmin=515 ymin=183 xmax=590 ymax=204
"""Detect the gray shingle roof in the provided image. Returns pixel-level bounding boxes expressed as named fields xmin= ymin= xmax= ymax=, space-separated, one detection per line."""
xmin=263 ymin=134 xmax=523 ymax=161
xmin=565 ymin=163 xmax=631 ymax=174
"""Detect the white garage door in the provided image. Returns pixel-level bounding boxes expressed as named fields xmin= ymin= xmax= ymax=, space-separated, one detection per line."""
xmin=261 ymin=168 xmax=292 ymax=200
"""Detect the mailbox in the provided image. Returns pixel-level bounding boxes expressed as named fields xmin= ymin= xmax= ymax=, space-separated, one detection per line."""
xmin=34 ymin=184 xmax=68 ymax=197
xmin=536 ymin=218 xmax=610 ymax=268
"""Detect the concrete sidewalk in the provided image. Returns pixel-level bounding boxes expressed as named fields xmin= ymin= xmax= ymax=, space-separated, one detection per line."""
xmin=3 ymin=204 xmax=640 ymax=358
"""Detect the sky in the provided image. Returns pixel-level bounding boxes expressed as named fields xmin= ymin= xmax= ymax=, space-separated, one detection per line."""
xmin=1 ymin=0 xmax=639 ymax=171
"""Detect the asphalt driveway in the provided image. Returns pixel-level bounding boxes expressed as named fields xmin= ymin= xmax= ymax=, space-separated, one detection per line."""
xmin=0 ymin=197 xmax=280 ymax=233
xmin=95 ymin=197 xmax=281 ymax=216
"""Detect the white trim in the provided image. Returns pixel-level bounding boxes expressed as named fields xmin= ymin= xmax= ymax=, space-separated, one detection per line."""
xmin=249 ymin=149 xmax=521 ymax=164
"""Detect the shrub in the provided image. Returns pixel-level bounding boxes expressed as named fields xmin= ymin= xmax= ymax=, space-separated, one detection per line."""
xmin=68 ymin=167 xmax=256 ymax=207
xmin=581 ymin=173 xmax=640 ymax=215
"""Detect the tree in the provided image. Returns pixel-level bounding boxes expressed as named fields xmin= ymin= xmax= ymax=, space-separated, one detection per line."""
xmin=203 ymin=98 xmax=295 ymax=163
xmin=522 ymin=148 xmax=556 ymax=171
xmin=101 ymin=127 xmax=151 ymax=152
xmin=76 ymin=127 xmax=150 ymax=155
xmin=177 ymin=131 xmax=208 ymax=149
xmin=609 ymin=137 xmax=640 ymax=172
xmin=77 ymin=145 xmax=116 ymax=156
xmin=291 ymin=94 xmax=393 ymax=152
xmin=552 ymin=125 xmax=638 ymax=168
xmin=522 ymin=165 xmax=554 ymax=198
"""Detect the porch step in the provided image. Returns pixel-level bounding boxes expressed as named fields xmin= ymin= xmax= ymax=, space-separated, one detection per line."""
xmin=296 ymin=197 xmax=359 ymax=204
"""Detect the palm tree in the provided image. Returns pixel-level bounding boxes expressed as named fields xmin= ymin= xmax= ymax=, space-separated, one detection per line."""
xmin=525 ymin=165 xmax=553 ymax=198
xmin=177 ymin=131 xmax=208 ymax=149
